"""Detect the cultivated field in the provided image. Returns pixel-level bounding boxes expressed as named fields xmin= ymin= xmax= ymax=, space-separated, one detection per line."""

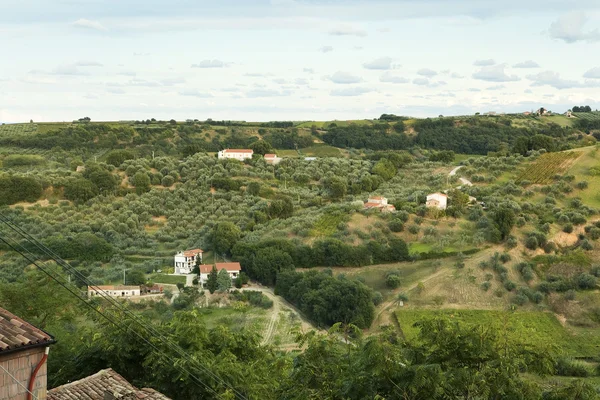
xmin=516 ymin=151 xmax=581 ymax=184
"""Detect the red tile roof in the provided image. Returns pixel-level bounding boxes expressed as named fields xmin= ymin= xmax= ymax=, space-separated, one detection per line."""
xmin=264 ymin=154 xmax=277 ymax=158
xmin=87 ymin=285 xmax=140 ymax=291
xmin=48 ymin=368 xmax=170 ymax=400
xmin=0 ymin=307 xmax=54 ymax=353
xmin=200 ymin=262 xmax=242 ymax=274
xmin=183 ymin=248 xmax=203 ymax=257
xmin=223 ymin=149 xmax=253 ymax=153
xmin=363 ymin=202 xmax=382 ymax=208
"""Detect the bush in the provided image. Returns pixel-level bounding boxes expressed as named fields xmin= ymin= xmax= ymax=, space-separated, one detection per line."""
xmin=503 ymin=280 xmax=516 ymax=292
xmin=563 ymin=224 xmax=574 ymax=233
xmin=499 ymin=253 xmax=511 ymax=263
xmin=575 ymin=273 xmax=597 ymax=290
xmin=388 ymin=220 xmax=404 ymax=232
xmin=372 ymin=291 xmax=384 ymax=306
xmin=480 ymin=281 xmax=491 ymax=291
xmin=511 ymin=294 xmax=528 ymax=306
xmin=386 ymin=274 xmax=401 ymax=289
xmin=555 ymin=358 xmax=590 ymax=377
xmin=161 ymin=175 xmax=175 ymax=187
xmin=525 ymin=236 xmax=538 ymax=250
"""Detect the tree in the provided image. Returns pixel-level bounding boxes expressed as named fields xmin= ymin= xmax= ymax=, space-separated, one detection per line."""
xmin=63 ymin=178 xmax=97 ymax=203
xmin=206 ymin=266 xmax=218 ymax=293
xmin=132 ymin=172 xmax=151 ymax=194
xmin=105 ymin=150 xmax=135 ymax=167
xmin=492 ymin=206 xmax=516 ymax=241
xmin=246 ymin=182 xmax=261 ymax=196
xmin=326 ymin=177 xmax=347 ymax=199
xmin=372 ymin=158 xmax=396 ymax=180
xmin=267 ymin=195 xmax=294 ymax=219
xmin=210 ymin=222 xmax=242 ymax=256
xmin=217 ymin=269 xmax=232 ymax=292
xmin=250 ymin=140 xmax=273 ymax=155
xmin=126 ymin=270 xmax=146 ymax=285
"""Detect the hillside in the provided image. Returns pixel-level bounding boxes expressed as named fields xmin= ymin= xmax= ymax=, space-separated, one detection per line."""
xmin=2 ymin=116 xmax=600 ymax=397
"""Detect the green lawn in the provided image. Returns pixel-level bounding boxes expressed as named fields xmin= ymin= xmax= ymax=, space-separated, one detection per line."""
xmin=310 ymin=213 xmax=347 ymax=237
xmin=296 ymin=120 xmax=374 ymax=129
xmin=395 ymin=309 xmax=600 ymax=357
xmin=300 ymin=145 xmax=342 ymax=157
xmin=454 ymin=154 xmax=484 ymax=164
xmin=149 ymin=274 xmax=186 ymax=285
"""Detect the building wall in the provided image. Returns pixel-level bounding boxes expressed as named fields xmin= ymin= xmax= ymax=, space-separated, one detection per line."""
xmin=0 ymin=347 xmax=48 ymax=400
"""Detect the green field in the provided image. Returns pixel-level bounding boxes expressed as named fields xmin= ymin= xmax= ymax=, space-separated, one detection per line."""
xmin=567 ymin=146 xmax=600 ymax=208
xmin=395 ymin=309 xmax=600 ymax=357
xmin=299 ymin=145 xmax=342 ymax=157
xmin=149 ymin=274 xmax=186 ymax=285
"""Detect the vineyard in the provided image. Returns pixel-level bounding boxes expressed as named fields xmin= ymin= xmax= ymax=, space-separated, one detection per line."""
xmin=573 ymin=112 xmax=600 ymax=121
xmin=515 ymin=151 xmax=581 ymax=184
xmin=0 ymin=123 xmax=39 ymax=136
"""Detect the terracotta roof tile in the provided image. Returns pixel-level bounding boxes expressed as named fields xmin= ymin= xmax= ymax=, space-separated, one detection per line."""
xmin=182 ymin=248 xmax=203 ymax=257
xmin=0 ymin=307 xmax=54 ymax=353
xmin=223 ymin=149 xmax=253 ymax=153
xmin=199 ymin=262 xmax=242 ymax=274
xmin=48 ymin=368 xmax=171 ymax=400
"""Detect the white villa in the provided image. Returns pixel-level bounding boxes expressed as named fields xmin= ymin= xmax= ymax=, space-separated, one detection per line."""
xmin=88 ymin=285 xmax=141 ymax=298
xmin=264 ymin=153 xmax=282 ymax=165
xmin=426 ymin=193 xmax=448 ymax=210
xmin=174 ymin=248 xmax=203 ymax=275
xmin=199 ymin=262 xmax=241 ymax=285
xmin=363 ymin=196 xmax=396 ymax=213
xmin=218 ymin=149 xmax=253 ymax=160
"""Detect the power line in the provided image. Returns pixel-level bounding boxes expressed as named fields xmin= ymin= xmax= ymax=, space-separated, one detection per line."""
xmin=0 ymin=219 xmax=247 ymax=400
xmin=0 ymin=218 xmax=247 ymax=399
xmin=0 ymin=364 xmax=40 ymax=400
xmin=0 ymin=230 xmax=224 ymax=400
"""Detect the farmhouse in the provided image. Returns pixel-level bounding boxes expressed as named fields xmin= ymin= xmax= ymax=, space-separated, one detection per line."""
xmin=264 ymin=153 xmax=282 ymax=165
xmin=523 ymin=111 xmax=532 ymax=116
xmin=426 ymin=193 xmax=448 ymax=210
xmin=218 ymin=149 xmax=253 ymax=160
xmin=0 ymin=307 xmax=55 ymax=400
xmin=199 ymin=262 xmax=241 ymax=285
xmin=87 ymin=285 xmax=141 ymax=298
xmin=174 ymin=248 xmax=203 ymax=274
xmin=363 ymin=196 xmax=396 ymax=213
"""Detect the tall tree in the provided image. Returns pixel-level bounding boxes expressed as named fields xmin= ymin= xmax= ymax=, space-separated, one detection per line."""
xmin=206 ymin=266 xmax=218 ymax=294
xmin=217 ymin=269 xmax=232 ymax=293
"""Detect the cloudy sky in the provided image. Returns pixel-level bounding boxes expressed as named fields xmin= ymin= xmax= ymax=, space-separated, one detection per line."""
xmin=1 ymin=0 xmax=600 ymax=123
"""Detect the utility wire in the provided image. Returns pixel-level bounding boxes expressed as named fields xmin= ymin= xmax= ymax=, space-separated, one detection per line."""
xmin=0 ymin=214 xmax=247 ymax=400
xmin=0 ymin=364 xmax=40 ymax=400
xmin=0 ymin=222 xmax=236 ymax=399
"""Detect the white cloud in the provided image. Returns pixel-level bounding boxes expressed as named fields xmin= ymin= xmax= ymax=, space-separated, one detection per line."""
xmin=72 ymin=18 xmax=107 ymax=31
xmin=412 ymin=78 xmax=446 ymax=87
xmin=467 ymin=88 xmax=481 ymax=92
xmin=526 ymin=70 xmax=582 ymax=89
xmin=31 ymin=65 xmax=89 ymax=76
xmin=327 ymin=71 xmax=362 ymax=84
xmin=473 ymin=59 xmax=496 ymax=66
xmin=380 ymin=72 xmax=409 ymax=84
xmin=451 ymin=72 xmax=465 ymax=79
xmin=417 ymin=68 xmax=437 ymax=77
xmin=487 ymin=85 xmax=506 ymax=90
xmin=363 ymin=57 xmax=393 ymax=70
xmin=161 ymin=78 xmax=186 ymax=86
xmin=549 ymin=11 xmax=600 ymax=43
xmin=294 ymin=78 xmax=309 ymax=85
xmin=330 ymin=87 xmax=372 ymax=96
xmin=75 ymin=61 xmax=103 ymax=67
xmin=303 ymin=68 xmax=315 ymax=74
xmin=328 ymin=24 xmax=367 ymax=37
xmin=473 ymin=64 xmax=519 ymax=82
xmin=244 ymin=72 xmax=273 ymax=77
xmin=179 ymin=89 xmax=214 ymax=98
xmin=106 ymin=88 xmax=126 ymax=94
xmin=246 ymin=89 xmax=292 ymax=98
xmin=191 ymin=59 xmax=227 ymax=68
xmin=583 ymin=67 xmax=600 ymax=79
xmin=513 ymin=60 xmax=540 ymax=69
xmin=319 ymin=46 xmax=334 ymax=53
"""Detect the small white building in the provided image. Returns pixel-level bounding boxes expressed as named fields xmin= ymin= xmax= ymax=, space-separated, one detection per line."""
xmin=304 ymin=157 xmax=317 ymax=161
xmin=364 ymin=196 xmax=396 ymax=213
xmin=88 ymin=285 xmax=141 ymax=298
xmin=199 ymin=262 xmax=241 ymax=285
xmin=174 ymin=248 xmax=203 ymax=275
xmin=218 ymin=149 xmax=253 ymax=160
xmin=264 ymin=153 xmax=282 ymax=165
xmin=426 ymin=193 xmax=448 ymax=210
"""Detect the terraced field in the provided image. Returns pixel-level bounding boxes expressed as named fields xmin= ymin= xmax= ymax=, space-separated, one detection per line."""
xmin=515 ymin=151 xmax=581 ymax=184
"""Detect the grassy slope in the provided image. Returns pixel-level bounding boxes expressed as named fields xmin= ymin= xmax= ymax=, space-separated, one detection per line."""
xmin=567 ymin=146 xmax=600 ymax=208
xmin=395 ymin=309 xmax=600 ymax=357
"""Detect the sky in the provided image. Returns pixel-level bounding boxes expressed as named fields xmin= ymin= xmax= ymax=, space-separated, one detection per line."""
xmin=0 ymin=0 xmax=600 ymax=123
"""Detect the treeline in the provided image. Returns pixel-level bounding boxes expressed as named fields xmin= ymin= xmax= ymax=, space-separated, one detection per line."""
xmin=275 ymin=270 xmax=375 ymax=328
xmin=0 ymin=175 xmax=43 ymax=206
xmin=231 ymin=237 xmax=410 ymax=286
xmin=414 ymin=117 xmax=570 ymax=154
xmin=322 ymin=124 xmax=409 ymax=150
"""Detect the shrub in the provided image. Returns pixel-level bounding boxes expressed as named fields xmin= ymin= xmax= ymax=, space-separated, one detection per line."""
xmin=499 ymin=253 xmax=511 ymax=263
xmin=480 ymin=281 xmax=491 ymax=291
xmin=563 ymin=224 xmax=574 ymax=233
xmin=386 ymin=274 xmax=401 ymax=289
xmin=511 ymin=294 xmax=528 ymax=306
xmin=556 ymin=358 xmax=590 ymax=377
xmin=388 ymin=220 xmax=404 ymax=232
xmin=503 ymin=280 xmax=516 ymax=292
xmin=372 ymin=291 xmax=384 ymax=306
